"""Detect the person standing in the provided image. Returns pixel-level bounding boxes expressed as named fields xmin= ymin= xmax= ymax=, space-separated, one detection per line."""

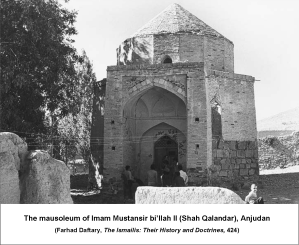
xmin=178 ymin=164 xmax=188 ymax=186
xmin=174 ymin=172 xmax=185 ymax=187
xmin=147 ymin=164 xmax=158 ymax=186
xmin=123 ymin=165 xmax=135 ymax=199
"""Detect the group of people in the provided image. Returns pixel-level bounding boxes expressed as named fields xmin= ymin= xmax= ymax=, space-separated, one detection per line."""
xmin=147 ymin=159 xmax=188 ymax=187
xmin=154 ymin=164 xmax=188 ymax=187
xmin=121 ymin=161 xmax=188 ymax=200
xmin=123 ymin=164 xmax=264 ymax=204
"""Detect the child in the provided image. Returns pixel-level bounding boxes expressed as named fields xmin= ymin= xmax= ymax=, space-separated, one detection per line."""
xmin=245 ymin=184 xmax=264 ymax=204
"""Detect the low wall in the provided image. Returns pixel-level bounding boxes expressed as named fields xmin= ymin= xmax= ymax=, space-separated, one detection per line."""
xmin=258 ymin=132 xmax=299 ymax=169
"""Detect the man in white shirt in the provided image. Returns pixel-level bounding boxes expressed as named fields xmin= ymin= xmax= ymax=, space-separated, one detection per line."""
xmin=178 ymin=164 xmax=188 ymax=186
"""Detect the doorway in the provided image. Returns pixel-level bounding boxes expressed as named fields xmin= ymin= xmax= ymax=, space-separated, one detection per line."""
xmin=154 ymin=135 xmax=178 ymax=180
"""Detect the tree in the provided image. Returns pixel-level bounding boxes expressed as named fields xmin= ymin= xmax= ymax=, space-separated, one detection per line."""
xmin=0 ymin=0 xmax=80 ymax=135
xmin=55 ymin=51 xmax=96 ymax=163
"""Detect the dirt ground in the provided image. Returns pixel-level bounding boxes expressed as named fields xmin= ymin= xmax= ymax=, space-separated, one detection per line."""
xmin=71 ymin=166 xmax=299 ymax=204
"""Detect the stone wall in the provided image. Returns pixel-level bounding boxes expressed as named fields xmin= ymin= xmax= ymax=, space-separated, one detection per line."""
xmin=117 ymin=33 xmax=234 ymax=73
xmin=153 ymin=34 xmax=180 ymax=63
xmin=206 ymin=70 xmax=257 ymax=141
xmin=258 ymin=131 xmax=299 ymax=170
xmin=211 ymin=138 xmax=259 ymax=181
xmin=204 ymin=36 xmax=234 ymax=72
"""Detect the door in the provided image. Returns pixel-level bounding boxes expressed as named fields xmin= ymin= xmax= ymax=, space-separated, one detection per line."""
xmin=154 ymin=135 xmax=178 ymax=182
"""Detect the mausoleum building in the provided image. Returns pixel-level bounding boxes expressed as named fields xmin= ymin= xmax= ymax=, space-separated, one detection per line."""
xmin=103 ymin=3 xmax=258 ymax=185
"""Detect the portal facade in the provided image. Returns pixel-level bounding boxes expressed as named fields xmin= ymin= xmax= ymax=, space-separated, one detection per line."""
xmin=103 ymin=4 xmax=258 ymax=185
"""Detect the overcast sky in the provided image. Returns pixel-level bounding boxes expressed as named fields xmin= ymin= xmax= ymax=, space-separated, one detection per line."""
xmin=61 ymin=0 xmax=299 ymax=121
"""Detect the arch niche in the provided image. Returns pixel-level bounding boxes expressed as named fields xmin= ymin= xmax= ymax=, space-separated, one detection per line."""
xmin=122 ymin=86 xmax=187 ymax=183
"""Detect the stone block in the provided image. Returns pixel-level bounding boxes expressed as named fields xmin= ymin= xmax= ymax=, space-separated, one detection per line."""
xmin=214 ymin=159 xmax=221 ymax=165
xmin=248 ymin=141 xmax=257 ymax=150
xmin=187 ymin=72 xmax=199 ymax=78
xmin=246 ymin=164 xmax=251 ymax=169
xmin=217 ymin=150 xmax=224 ymax=158
xmin=250 ymin=163 xmax=257 ymax=168
xmin=218 ymin=140 xmax=224 ymax=149
xmin=135 ymin=187 xmax=245 ymax=204
xmin=221 ymin=163 xmax=230 ymax=170
xmin=223 ymin=150 xmax=230 ymax=158
xmin=234 ymin=164 xmax=240 ymax=169
xmin=237 ymin=150 xmax=245 ymax=158
xmin=253 ymin=150 xmax=258 ymax=158
xmin=218 ymin=171 xmax=228 ymax=177
xmin=236 ymin=159 xmax=242 ymax=164
xmin=223 ymin=142 xmax=230 ymax=150
xmin=237 ymin=141 xmax=247 ymax=150
xmin=0 ymin=132 xmax=28 ymax=204
xmin=230 ymin=150 xmax=237 ymax=158
xmin=245 ymin=150 xmax=253 ymax=158
xmin=249 ymin=169 xmax=255 ymax=176
xmin=241 ymin=159 xmax=247 ymax=164
xmin=246 ymin=159 xmax=252 ymax=164
xmin=240 ymin=169 xmax=248 ymax=176
xmin=20 ymin=151 xmax=73 ymax=204
xmin=220 ymin=159 xmax=226 ymax=164
xmin=229 ymin=141 xmax=236 ymax=150
xmin=240 ymin=164 xmax=246 ymax=169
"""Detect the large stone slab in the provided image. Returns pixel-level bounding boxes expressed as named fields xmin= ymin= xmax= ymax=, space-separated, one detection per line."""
xmin=135 ymin=187 xmax=245 ymax=204
xmin=20 ymin=150 xmax=73 ymax=204
xmin=0 ymin=132 xmax=28 ymax=204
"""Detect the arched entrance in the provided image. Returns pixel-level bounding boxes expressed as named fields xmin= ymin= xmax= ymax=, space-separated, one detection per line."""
xmin=154 ymin=135 xmax=178 ymax=178
xmin=122 ymin=86 xmax=187 ymax=183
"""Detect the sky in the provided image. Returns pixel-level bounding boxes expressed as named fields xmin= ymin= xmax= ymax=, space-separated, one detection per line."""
xmin=61 ymin=0 xmax=299 ymax=121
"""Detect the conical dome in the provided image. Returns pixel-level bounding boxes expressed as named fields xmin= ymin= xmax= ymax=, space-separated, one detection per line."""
xmin=132 ymin=3 xmax=225 ymax=38
xmin=117 ymin=3 xmax=234 ymax=72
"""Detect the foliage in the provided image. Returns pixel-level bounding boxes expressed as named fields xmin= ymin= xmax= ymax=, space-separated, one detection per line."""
xmin=1 ymin=0 xmax=98 ymax=164
xmin=55 ymin=51 xmax=96 ymax=163
xmin=0 ymin=0 xmax=79 ymax=133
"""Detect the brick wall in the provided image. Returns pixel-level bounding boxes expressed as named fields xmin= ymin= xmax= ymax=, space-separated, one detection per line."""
xmin=117 ymin=34 xmax=234 ymax=73
xmin=104 ymin=62 xmax=208 ymax=185
xmin=206 ymin=70 xmax=257 ymax=141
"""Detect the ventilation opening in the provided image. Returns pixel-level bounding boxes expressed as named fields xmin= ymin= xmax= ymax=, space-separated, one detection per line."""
xmin=163 ymin=56 xmax=172 ymax=64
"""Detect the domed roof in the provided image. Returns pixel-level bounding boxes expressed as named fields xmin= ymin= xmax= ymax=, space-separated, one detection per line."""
xmin=132 ymin=3 xmax=226 ymax=39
